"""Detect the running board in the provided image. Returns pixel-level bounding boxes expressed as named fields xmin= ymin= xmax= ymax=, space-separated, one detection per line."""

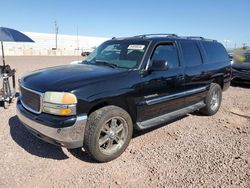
xmin=135 ymin=101 xmax=206 ymax=130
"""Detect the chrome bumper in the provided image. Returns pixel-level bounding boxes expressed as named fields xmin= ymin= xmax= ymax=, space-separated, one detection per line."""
xmin=17 ymin=106 xmax=87 ymax=149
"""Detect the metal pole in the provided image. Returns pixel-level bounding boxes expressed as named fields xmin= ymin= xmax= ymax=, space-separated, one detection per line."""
xmin=77 ymin=26 xmax=79 ymax=60
xmin=77 ymin=25 xmax=79 ymax=50
xmin=1 ymin=41 xmax=5 ymax=67
xmin=55 ymin=21 xmax=59 ymax=50
xmin=55 ymin=21 xmax=57 ymax=49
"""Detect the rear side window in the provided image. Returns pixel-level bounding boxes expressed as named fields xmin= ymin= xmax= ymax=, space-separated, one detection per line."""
xmin=151 ymin=43 xmax=179 ymax=69
xmin=180 ymin=41 xmax=203 ymax=67
xmin=202 ymin=42 xmax=229 ymax=63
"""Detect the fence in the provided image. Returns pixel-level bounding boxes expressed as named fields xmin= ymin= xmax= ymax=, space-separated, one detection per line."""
xmin=2 ymin=32 xmax=109 ymax=56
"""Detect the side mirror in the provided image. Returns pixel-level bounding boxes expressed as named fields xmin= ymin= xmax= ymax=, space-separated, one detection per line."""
xmin=149 ymin=60 xmax=169 ymax=71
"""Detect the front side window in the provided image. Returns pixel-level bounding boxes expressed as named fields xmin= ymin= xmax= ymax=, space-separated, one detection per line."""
xmin=83 ymin=40 xmax=149 ymax=69
xmin=180 ymin=41 xmax=203 ymax=67
xmin=151 ymin=43 xmax=179 ymax=69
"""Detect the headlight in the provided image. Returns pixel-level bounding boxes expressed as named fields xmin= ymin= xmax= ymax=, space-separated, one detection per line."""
xmin=43 ymin=92 xmax=77 ymax=116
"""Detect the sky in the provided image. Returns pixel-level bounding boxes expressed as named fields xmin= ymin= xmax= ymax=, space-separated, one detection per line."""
xmin=0 ymin=0 xmax=249 ymax=48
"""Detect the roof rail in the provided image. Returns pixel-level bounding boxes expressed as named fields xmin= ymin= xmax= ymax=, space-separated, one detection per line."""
xmin=185 ymin=36 xmax=217 ymax=42
xmin=186 ymin=36 xmax=205 ymax=40
xmin=134 ymin=33 xmax=179 ymax=38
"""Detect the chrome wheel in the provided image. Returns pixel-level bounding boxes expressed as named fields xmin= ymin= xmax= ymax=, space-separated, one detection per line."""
xmin=98 ymin=117 xmax=128 ymax=155
xmin=210 ymin=90 xmax=219 ymax=111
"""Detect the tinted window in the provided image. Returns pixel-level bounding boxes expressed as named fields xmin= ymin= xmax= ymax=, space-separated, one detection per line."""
xmin=151 ymin=44 xmax=179 ymax=69
xmin=180 ymin=41 xmax=203 ymax=67
xmin=202 ymin=41 xmax=229 ymax=63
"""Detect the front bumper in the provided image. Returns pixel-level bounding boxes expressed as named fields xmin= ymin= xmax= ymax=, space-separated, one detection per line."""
xmin=16 ymin=99 xmax=87 ymax=149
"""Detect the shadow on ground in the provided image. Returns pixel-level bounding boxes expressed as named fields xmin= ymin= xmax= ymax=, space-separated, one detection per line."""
xmin=231 ymin=82 xmax=250 ymax=89
xmin=9 ymin=115 xmax=69 ymax=160
xmin=67 ymin=148 xmax=97 ymax=163
xmin=9 ymin=115 xmax=97 ymax=163
xmin=8 ymin=113 xmax=188 ymax=162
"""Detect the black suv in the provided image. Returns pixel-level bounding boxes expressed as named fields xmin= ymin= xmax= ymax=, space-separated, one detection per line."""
xmin=232 ymin=50 xmax=250 ymax=83
xmin=17 ymin=34 xmax=231 ymax=162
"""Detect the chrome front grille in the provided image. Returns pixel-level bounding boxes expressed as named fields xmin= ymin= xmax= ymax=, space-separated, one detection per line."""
xmin=20 ymin=86 xmax=43 ymax=114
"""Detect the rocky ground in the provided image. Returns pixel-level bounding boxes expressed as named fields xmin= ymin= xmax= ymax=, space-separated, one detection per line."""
xmin=0 ymin=56 xmax=249 ymax=188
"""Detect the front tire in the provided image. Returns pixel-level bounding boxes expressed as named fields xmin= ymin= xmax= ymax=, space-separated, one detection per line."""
xmin=83 ymin=106 xmax=133 ymax=162
xmin=199 ymin=83 xmax=222 ymax=116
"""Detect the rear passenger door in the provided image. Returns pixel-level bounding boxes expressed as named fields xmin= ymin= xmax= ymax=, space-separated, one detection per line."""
xmin=179 ymin=40 xmax=208 ymax=106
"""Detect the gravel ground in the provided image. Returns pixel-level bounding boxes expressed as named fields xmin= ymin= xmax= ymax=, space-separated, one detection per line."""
xmin=0 ymin=56 xmax=249 ymax=188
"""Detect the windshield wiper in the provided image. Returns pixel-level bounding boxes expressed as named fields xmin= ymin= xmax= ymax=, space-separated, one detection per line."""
xmin=95 ymin=60 xmax=119 ymax=68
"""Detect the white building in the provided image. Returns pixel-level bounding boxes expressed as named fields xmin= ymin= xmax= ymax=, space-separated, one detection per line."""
xmin=2 ymin=32 xmax=109 ymax=56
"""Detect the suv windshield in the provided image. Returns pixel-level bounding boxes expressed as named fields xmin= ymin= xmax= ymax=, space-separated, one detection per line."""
xmin=82 ymin=40 xmax=149 ymax=69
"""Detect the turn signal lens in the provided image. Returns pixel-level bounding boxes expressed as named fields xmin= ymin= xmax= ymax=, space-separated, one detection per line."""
xmin=59 ymin=108 xmax=72 ymax=115
xmin=61 ymin=93 xmax=77 ymax=104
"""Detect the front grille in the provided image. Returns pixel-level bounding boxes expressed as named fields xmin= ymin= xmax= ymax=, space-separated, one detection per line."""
xmin=20 ymin=86 xmax=42 ymax=114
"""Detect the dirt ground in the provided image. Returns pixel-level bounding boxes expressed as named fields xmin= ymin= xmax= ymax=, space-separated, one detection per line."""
xmin=0 ymin=56 xmax=249 ymax=188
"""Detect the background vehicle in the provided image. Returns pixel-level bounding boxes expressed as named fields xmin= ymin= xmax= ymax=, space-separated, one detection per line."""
xmin=17 ymin=34 xmax=231 ymax=162
xmin=81 ymin=51 xmax=91 ymax=57
xmin=227 ymin=51 xmax=234 ymax=65
xmin=232 ymin=50 xmax=250 ymax=83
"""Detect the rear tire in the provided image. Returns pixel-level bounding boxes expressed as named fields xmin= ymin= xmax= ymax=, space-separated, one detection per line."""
xmin=83 ymin=105 xmax=133 ymax=162
xmin=199 ymin=83 xmax=222 ymax=116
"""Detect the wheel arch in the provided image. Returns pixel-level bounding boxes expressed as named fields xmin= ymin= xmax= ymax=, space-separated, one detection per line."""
xmin=87 ymin=98 xmax=137 ymax=124
xmin=212 ymin=76 xmax=224 ymax=89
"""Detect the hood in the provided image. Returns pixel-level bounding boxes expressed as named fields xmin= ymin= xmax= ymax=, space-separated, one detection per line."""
xmin=232 ymin=62 xmax=250 ymax=70
xmin=21 ymin=64 xmax=128 ymax=92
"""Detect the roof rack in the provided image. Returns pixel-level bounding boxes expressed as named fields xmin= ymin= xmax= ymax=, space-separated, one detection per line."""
xmin=186 ymin=36 xmax=205 ymax=40
xmin=134 ymin=33 xmax=179 ymax=38
xmin=185 ymin=36 xmax=217 ymax=42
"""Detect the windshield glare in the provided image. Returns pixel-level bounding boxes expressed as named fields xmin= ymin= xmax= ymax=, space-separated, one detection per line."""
xmin=83 ymin=40 xmax=149 ymax=69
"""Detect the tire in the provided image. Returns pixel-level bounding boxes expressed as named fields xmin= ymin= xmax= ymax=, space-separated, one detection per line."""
xmin=83 ymin=105 xmax=133 ymax=162
xmin=199 ymin=83 xmax=222 ymax=116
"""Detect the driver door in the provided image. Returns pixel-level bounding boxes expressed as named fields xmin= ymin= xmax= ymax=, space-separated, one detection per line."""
xmin=137 ymin=42 xmax=185 ymax=122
